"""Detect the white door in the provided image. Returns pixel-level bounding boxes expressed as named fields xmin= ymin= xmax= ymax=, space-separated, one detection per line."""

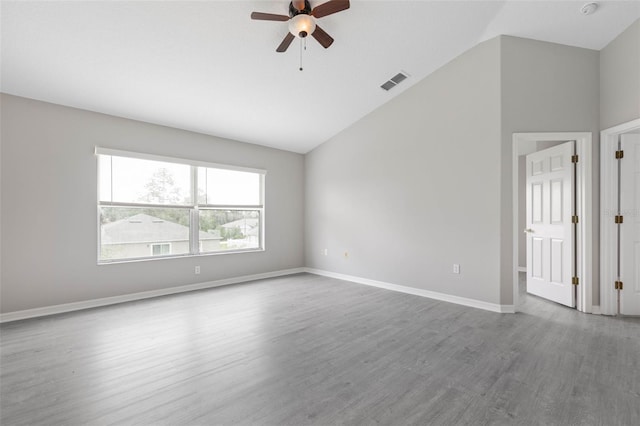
xmin=526 ymin=141 xmax=575 ymax=307
xmin=620 ymin=134 xmax=640 ymax=315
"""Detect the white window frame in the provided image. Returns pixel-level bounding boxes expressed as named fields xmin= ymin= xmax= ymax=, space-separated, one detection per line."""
xmin=96 ymin=147 xmax=266 ymax=264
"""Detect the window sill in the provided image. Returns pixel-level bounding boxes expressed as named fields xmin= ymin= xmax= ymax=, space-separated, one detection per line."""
xmin=97 ymin=248 xmax=265 ymax=265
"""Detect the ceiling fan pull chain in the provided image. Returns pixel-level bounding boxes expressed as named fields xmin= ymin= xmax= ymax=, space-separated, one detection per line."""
xmin=299 ymin=38 xmax=304 ymax=71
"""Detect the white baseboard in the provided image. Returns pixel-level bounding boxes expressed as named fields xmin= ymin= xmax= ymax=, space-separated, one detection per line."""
xmin=591 ymin=305 xmax=602 ymax=315
xmin=0 ymin=268 xmax=306 ymax=323
xmin=1 ymin=267 xmax=515 ymax=322
xmin=305 ymin=268 xmax=514 ymax=314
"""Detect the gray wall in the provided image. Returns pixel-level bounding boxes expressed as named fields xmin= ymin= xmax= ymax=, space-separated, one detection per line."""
xmin=0 ymin=94 xmax=305 ymax=313
xmin=600 ymin=19 xmax=640 ymax=131
xmin=306 ymin=35 xmax=601 ymax=308
xmin=306 ymin=38 xmax=503 ymax=305
xmin=500 ymin=36 xmax=600 ymax=305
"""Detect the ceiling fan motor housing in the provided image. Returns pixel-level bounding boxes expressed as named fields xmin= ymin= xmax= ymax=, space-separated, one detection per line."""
xmin=289 ymin=0 xmax=312 ymax=17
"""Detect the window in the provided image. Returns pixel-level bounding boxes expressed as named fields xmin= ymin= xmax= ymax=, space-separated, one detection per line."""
xmin=96 ymin=148 xmax=265 ymax=263
xmin=151 ymin=243 xmax=171 ymax=256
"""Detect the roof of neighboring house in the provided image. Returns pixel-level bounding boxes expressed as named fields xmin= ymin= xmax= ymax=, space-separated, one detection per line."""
xmin=221 ymin=218 xmax=259 ymax=229
xmin=221 ymin=217 xmax=259 ymax=237
xmin=102 ymin=213 xmax=221 ymax=244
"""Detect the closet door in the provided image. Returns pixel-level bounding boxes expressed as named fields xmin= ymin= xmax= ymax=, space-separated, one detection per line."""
xmin=620 ymin=134 xmax=640 ymax=315
xmin=526 ymin=141 xmax=575 ymax=308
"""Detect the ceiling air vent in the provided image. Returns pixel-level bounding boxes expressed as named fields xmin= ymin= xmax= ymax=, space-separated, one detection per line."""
xmin=380 ymin=71 xmax=409 ymax=91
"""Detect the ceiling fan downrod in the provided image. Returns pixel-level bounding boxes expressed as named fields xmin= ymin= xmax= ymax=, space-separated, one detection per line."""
xmin=290 ymin=0 xmax=312 ymax=16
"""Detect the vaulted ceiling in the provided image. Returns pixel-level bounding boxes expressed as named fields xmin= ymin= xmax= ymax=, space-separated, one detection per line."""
xmin=2 ymin=1 xmax=639 ymax=153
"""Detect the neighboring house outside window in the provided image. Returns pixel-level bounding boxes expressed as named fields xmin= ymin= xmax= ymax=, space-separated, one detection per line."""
xmin=96 ymin=148 xmax=265 ymax=263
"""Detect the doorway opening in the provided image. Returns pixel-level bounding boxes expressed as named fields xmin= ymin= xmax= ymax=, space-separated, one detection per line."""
xmin=512 ymin=132 xmax=593 ymax=313
xmin=601 ymin=118 xmax=640 ymax=316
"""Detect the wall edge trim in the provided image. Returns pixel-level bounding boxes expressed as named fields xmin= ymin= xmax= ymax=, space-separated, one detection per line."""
xmin=305 ymin=268 xmax=515 ymax=314
xmin=0 ymin=268 xmax=306 ymax=323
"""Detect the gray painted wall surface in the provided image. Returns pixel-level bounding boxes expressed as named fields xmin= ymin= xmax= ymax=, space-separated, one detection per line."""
xmin=500 ymin=36 xmax=600 ymax=305
xmin=306 ymin=35 xmax=601 ymax=308
xmin=0 ymin=94 xmax=305 ymax=313
xmin=305 ymin=38 xmax=503 ymax=305
xmin=600 ymin=19 xmax=640 ymax=130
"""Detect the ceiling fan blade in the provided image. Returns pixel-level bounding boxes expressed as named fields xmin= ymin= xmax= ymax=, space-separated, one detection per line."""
xmin=311 ymin=25 xmax=334 ymax=49
xmin=311 ymin=0 xmax=350 ymax=18
xmin=251 ymin=12 xmax=290 ymax=21
xmin=276 ymin=33 xmax=296 ymax=52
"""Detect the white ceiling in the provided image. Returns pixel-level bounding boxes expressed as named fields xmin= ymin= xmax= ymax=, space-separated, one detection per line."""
xmin=2 ymin=1 xmax=639 ymax=153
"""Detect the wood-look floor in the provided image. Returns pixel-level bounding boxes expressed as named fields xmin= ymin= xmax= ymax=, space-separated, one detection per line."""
xmin=1 ymin=273 xmax=639 ymax=425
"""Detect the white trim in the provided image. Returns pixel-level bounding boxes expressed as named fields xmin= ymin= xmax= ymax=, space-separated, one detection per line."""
xmin=305 ymin=268 xmax=515 ymax=314
xmin=0 ymin=268 xmax=305 ymax=323
xmin=600 ymin=118 xmax=640 ymax=316
xmin=512 ymin=132 xmax=593 ymax=313
xmin=95 ymin=146 xmax=267 ymax=175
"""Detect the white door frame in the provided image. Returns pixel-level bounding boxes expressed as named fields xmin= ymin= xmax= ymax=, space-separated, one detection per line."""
xmin=512 ymin=132 xmax=593 ymax=313
xmin=600 ymin=118 xmax=640 ymax=316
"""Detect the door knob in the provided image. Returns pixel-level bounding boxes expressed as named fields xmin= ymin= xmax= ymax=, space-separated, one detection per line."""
xmin=524 ymin=228 xmax=534 ymax=233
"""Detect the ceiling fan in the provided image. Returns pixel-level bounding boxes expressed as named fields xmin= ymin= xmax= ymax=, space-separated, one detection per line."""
xmin=251 ymin=0 xmax=350 ymax=52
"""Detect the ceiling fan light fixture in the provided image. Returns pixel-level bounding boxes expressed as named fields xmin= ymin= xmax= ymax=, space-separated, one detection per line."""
xmin=289 ymin=14 xmax=316 ymax=38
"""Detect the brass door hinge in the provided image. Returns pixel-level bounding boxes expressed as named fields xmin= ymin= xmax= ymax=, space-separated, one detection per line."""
xmin=571 ymin=155 xmax=579 ymax=163
xmin=572 ymin=276 xmax=579 ymax=285
xmin=572 ymin=215 xmax=579 ymax=224
xmin=615 ymin=215 xmax=624 ymax=224
xmin=615 ymin=150 xmax=624 ymax=160
xmin=615 ymin=281 xmax=624 ymax=290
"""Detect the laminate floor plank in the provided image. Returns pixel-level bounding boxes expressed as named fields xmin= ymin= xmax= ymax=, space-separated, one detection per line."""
xmin=1 ymin=273 xmax=639 ymax=425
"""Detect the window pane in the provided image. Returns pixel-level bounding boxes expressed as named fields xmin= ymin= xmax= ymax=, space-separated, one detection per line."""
xmin=99 ymin=155 xmax=191 ymax=205
xmin=100 ymin=207 xmax=190 ymax=261
xmin=198 ymin=168 xmax=260 ymax=205
xmin=199 ymin=210 xmax=260 ymax=252
xmin=98 ymin=155 xmax=112 ymax=203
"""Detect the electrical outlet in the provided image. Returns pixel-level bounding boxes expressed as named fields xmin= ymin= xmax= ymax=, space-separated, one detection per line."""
xmin=323 ymin=248 xmax=328 ymax=256
xmin=453 ymin=264 xmax=460 ymax=274
xmin=195 ymin=266 xmax=201 ymax=274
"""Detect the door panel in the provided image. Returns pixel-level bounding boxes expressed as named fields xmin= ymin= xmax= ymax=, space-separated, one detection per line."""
xmin=550 ymin=239 xmax=564 ymax=283
xmin=526 ymin=141 xmax=575 ymax=307
xmin=620 ymin=134 xmax=640 ymax=315
xmin=532 ymin=237 xmax=544 ymax=278
xmin=551 ymin=154 xmax=564 ymax=171
xmin=532 ymin=183 xmax=543 ymax=223
xmin=532 ymin=160 xmax=544 ymax=175
xmin=551 ymin=179 xmax=563 ymax=223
